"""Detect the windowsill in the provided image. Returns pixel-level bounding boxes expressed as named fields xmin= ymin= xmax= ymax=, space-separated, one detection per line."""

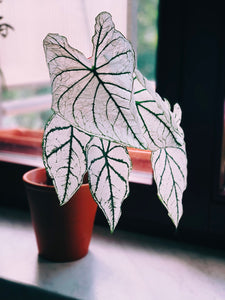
xmin=0 ymin=128 xmax=153 ymax=185
xmin=0 ymin=151 xmax=43 ymax=167
xmin=1 ymin=207 xmax=225 ymax=300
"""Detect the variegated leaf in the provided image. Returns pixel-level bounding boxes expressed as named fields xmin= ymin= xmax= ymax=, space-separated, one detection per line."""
xmin=43 ymin=113 xmax=91 ymax=205
xmin=43 ymin=12 xmax=147 ymax=149
xmin=134 ymin=69 xmax=184 ymax=151
xmin=151 ymin=145 xmax=187 ymax=227
xmin=86 ymin=137 xmax=131 ymax=232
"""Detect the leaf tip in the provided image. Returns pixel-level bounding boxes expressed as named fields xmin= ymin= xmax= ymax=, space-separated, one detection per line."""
xmin=110 ymin=227 xmax=115 ymax=234
xmin=168 ymin=211 xmax=182 ymax=229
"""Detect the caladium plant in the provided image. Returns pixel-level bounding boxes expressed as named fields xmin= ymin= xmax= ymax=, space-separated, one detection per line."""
xmin=42 ymin=11 xmax=187 ymax=232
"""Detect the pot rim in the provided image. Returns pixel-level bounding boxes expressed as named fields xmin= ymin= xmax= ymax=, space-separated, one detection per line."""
xmin=23 ymin=167 xmax=89 ymax=190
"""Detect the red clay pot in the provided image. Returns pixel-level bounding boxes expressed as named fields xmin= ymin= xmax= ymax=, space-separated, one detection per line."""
xmin=23 ymin=168 xmax=97 ymax=262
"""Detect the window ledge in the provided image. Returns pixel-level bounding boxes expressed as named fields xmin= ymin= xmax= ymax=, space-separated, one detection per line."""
xmin=1 ymin=207 xmax=225 ymax=300
xmin=0 ymin=128 xmax=153 ymax=185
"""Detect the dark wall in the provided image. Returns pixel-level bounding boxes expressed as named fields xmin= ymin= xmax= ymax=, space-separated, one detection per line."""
xmin=0 ymin=162 xmax=33 ymax=209
xmin=156 ymin=0 xmax=225 ymax=243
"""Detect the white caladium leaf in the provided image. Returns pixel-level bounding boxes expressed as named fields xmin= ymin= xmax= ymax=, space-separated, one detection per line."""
xmin=86 ymin=137 xmax=131 ymax=232
xmin=151 ymin=145 xmax=187 ymax=227
xmin=134 ymin=69 xmax=184 ymax=151
xmin=43 ymin=12 xmax=147 ymax=149
xmin=43 ymin=113 xmax=91 ymax=205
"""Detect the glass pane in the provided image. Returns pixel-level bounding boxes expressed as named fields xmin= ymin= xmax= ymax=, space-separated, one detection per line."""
xmin=2 ymin=109 xmax=52 ymax=129
xmin=1 ymin=83 xmax=51 ymax=129
xmin=137 ymin=0 xmax=159 ymax=80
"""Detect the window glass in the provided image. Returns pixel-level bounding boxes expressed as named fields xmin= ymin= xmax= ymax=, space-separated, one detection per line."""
xmin=137 ymin=0 xmax=159 ymax=80
xmin=0 ymin=0 xmax=127 ymax=87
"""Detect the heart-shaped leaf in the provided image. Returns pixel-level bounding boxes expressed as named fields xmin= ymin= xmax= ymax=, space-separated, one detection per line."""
xmin=151 ymin=145 xmax=187 ymax=226
xmin=86 ymin=137 xmax=131 ymax=232
xmin=134 ymin=70 xmax=184 ymax=151
xmin=42 ymin=11 xmax=188 ymax=232
xmin=43 ymin=113 xmax=91 ymax=205
xmin=43 ymin=12 xmax=147 ymax=149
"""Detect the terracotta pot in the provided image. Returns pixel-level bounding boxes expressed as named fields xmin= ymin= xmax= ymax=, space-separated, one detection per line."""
xmin=23 ymin=168 xmax=97 ymax=262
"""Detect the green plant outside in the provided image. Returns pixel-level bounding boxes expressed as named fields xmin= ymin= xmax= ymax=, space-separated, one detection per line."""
xmin=137 ymin=0 xmax=159 ymax=80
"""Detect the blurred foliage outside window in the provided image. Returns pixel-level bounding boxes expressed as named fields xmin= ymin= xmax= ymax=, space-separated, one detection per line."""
xmin=1 ymin=85 xmax=52 ymax=129
xmin=137 ymin=0 xmax=159 ymax=80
